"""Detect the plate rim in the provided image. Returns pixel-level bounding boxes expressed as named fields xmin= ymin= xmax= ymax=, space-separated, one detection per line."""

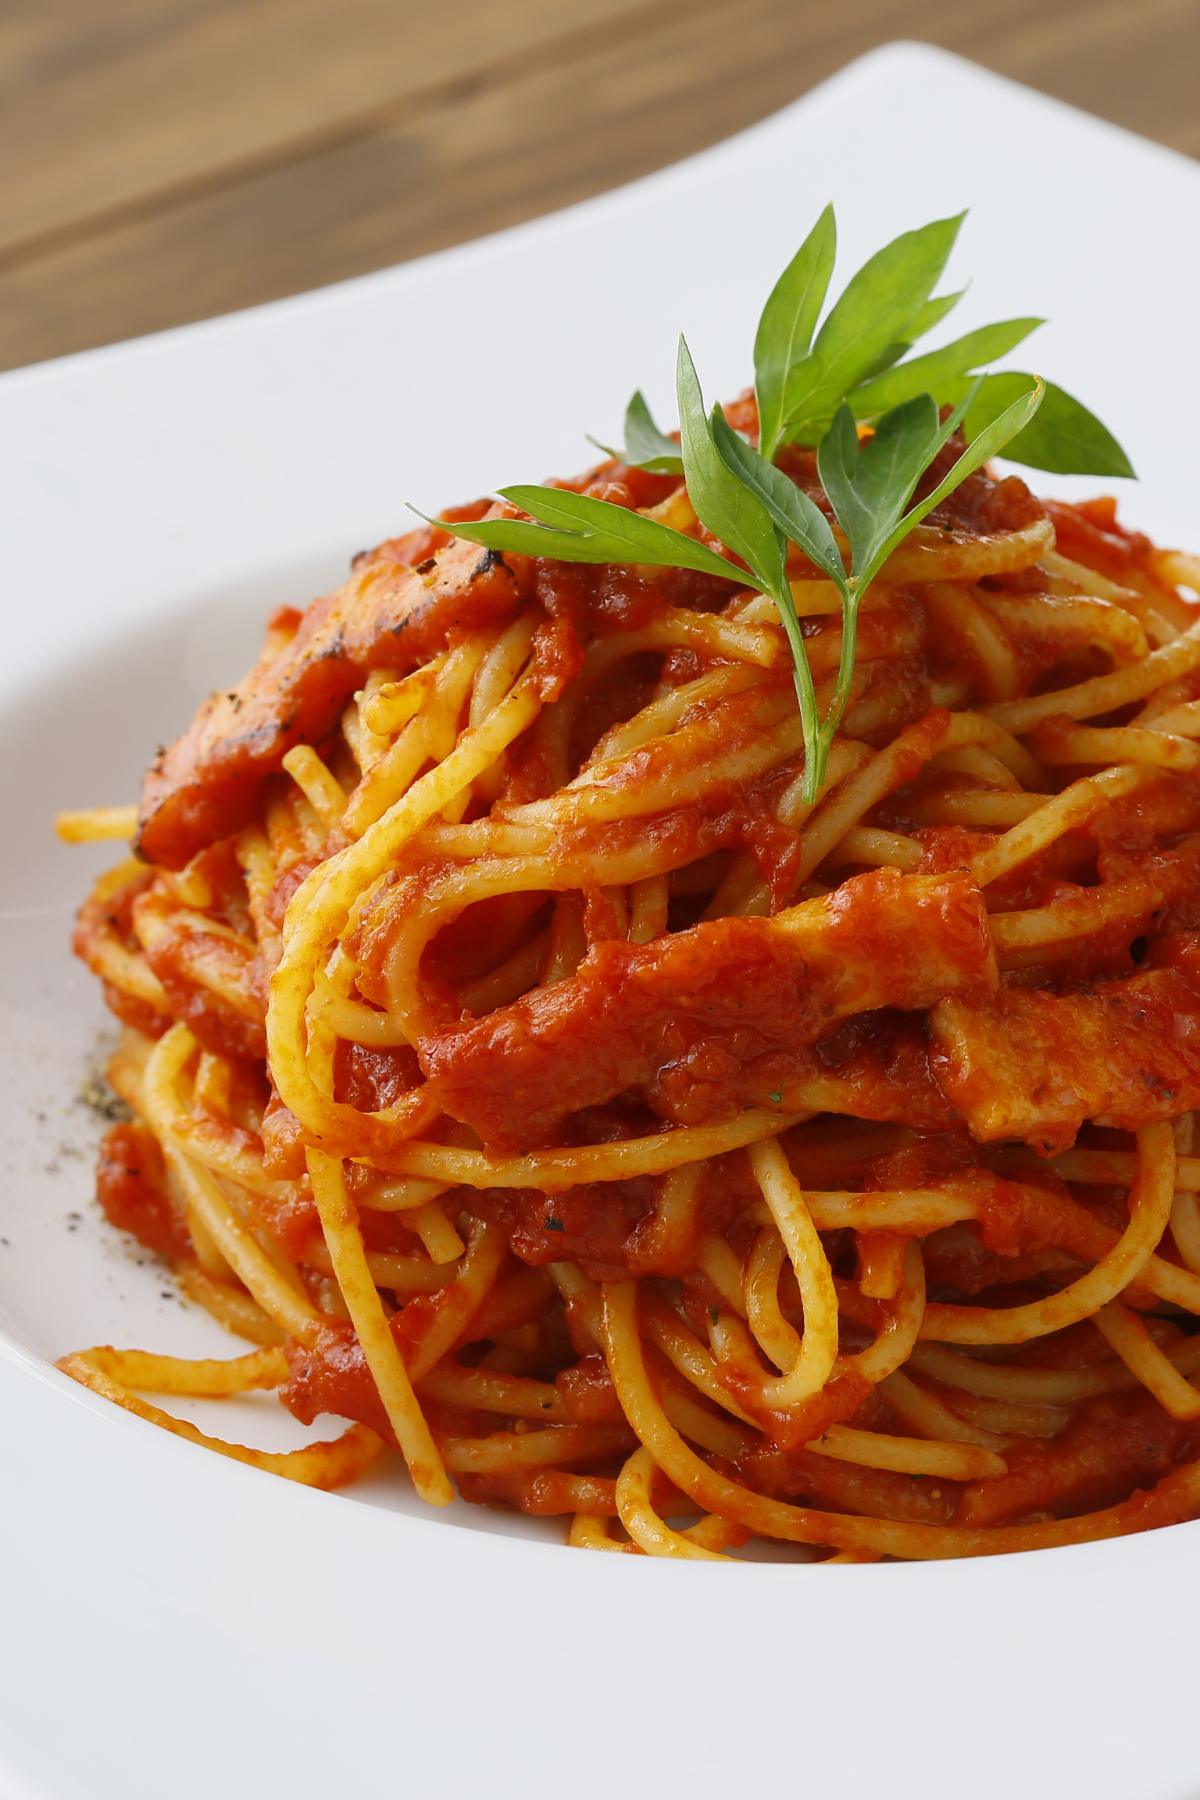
xmin=4 ymin=41 xmax=1200 ymax=1800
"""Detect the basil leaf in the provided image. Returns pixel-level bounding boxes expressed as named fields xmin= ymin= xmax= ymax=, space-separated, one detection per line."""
xmin=622 ymin=391 xmax=683 ymax=470
xmin=676 ymin=336 xmax=785 ymax=591
xmin=955 ymin=372 xmax=1134 ymax=478
xmin=814 ymin=407 xmax=869 ymax=573
xmin=419 ymin=489 xmax=743 ymax=584
xmin=817 ymin=396 xmax=941 ymax=578
xmin=810 ymin=388 xmax=978 ymax=750
xmin=588 ymin=389 xmax=683 ymax=474
xmin=847 ymin=317 xmax=1044 ymax=420
xmin=863 ymin=377 xmax=1046 ymax=582
xmin=678 ymin=343 xmax=828 ymax=800
xmin=782 ymin=213 xmax=965 ymax=443
xmin=858 ymin=294 xmax=969 ymax=385
xmin=754 ymin=204 xmax=837 ymax=459
xmin=711 ymin=406 xmax=847 ymax=590
xmin=856 ymin=341 xmax=916 ymax=383
xmin=907 ymin=289 xmax=966 ymax=340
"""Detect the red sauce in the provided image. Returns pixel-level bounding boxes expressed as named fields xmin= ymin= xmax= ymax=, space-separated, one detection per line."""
xmin=1045 ymin=496 xmax=1159 ymax=586
xmin=740 ymin=1427 xmax=956 ymax=1523
xmin=332 ymin=1040 xmax=422 ymax=1111
xmin=95 ymin=1122 xmax=190 ymax=1261
xmin=74 ymin=870 xmax=171 ymax=1039
xmin=728 ymin=1367 xmax=877 ymax=1455
xmin=99 ymin=980 xmax=171 ymax=1040
xmin=136 ymin=917 xmax=266 ymax=1062
xmin=420 ymin=867 xmax=994 ymax=1150
xmin=556 ymin=1353 xmax=626 ymax=1423
xmin=261 ymin=1090 xmax=307 ymax=1180
xmin=245 ymin=1182 xmax=318 ymax=1264
xmin=282 ymin=1320 xmax=390 ymax=1438
xmin=456 ymin=1470 xmax=621 ymax=1516
xmin=472 ymin=1143 xmax=753 ymax=1282
xmin=264 ymin=854 xmax=320 ymax=937
xmin=957 ymin=1389 xmax=1200 ymax=1526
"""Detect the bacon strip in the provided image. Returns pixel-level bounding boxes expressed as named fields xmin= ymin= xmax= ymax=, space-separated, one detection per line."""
xmin=136 ymin=535 xmax=525 ymax=869
xmin=421 ymin=868 xmax=997 ymax=1150
xmin=930 ymin=966 xmax=1200 ymax=1153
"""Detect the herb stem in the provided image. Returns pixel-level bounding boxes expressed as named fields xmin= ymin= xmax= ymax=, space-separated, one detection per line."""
xmin=769 ymin=579 xmax=826 ymax=801
xmin=822 ymin=577 xmax=862 ymax=751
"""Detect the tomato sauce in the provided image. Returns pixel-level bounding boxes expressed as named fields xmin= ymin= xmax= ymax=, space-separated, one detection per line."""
xmin=420 ymin=867 xmax=994 ymax=1150
xmin=95 ymin=1122 xmax=190 ymax=1262
xmin=957 ymin=1389 xmax=1200 ymax=1527
xmin=740 ymin=1430 xmax=956 ymax=1524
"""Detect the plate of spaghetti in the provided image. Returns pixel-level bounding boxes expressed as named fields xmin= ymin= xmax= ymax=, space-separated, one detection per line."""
xmin=5 ymin=42 xmax=1200 ymax=1800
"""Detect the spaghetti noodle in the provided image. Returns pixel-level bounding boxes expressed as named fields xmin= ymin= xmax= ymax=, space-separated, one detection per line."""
xmin=57 ymin=393 xmax=1200 ymax=1560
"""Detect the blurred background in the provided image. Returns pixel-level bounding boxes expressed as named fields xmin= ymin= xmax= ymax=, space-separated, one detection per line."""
xmin=5 ymin=0 xmax=1197 ymax=372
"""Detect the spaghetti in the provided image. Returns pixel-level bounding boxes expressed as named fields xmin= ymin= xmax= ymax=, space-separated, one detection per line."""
xmin=58 ymin=396 xmax=1200 ymax=1560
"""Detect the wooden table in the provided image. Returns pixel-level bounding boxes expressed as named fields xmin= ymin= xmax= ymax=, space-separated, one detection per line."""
xmin=5 ymin=0 xmax=1197 ymax=371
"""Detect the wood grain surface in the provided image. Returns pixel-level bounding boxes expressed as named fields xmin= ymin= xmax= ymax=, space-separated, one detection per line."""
xmin=5 ymin=0 xmax=1198 ymax=370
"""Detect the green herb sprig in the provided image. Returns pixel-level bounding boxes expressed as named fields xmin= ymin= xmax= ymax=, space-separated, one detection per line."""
xmin=415 ymin=209 xmax=1132 ymax=799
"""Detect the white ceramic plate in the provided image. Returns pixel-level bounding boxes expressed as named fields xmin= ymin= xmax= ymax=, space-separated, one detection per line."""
xmin=4 ymin=42 xmax=1200 ymax=1799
